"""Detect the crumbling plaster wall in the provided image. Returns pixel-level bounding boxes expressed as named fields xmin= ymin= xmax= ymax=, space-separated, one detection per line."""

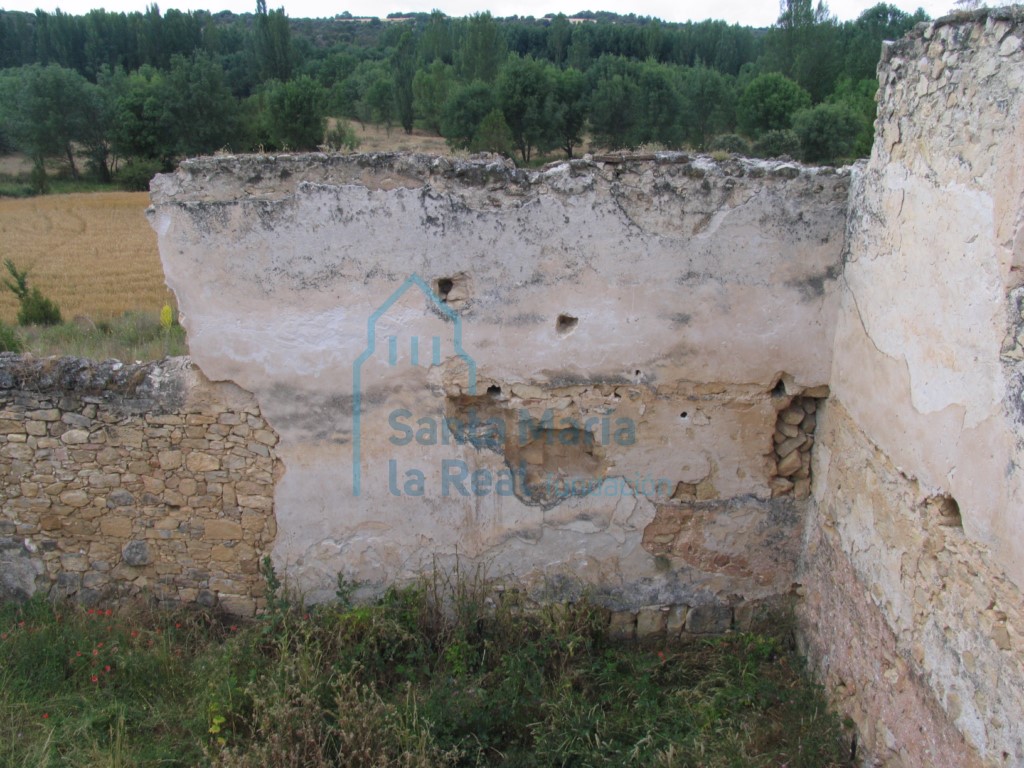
xmin=149 ymin=153 xmax=849 ymax=615
xmin=798 ymin=9 xmax=1024 ymax=766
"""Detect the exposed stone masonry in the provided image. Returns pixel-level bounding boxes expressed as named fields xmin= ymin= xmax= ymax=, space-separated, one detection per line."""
xmin=0 ymin=355 xmax=278 ymax=616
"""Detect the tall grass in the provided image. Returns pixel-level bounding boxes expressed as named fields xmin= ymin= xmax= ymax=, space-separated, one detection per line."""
xmin=0 ymin=564 xmax=851 ymax=768
xmin=14 ymin=310 xmax=187 ymax=361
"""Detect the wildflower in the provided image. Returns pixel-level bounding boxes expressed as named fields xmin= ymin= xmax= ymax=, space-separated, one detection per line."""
xmin=42 ymin=713 xmax=49 ymax=720
xmin=91 ymin=675 xmax=98 ymax=684
xmin=175 ymin=623 xmax=181 ymax=629
xmin=229 ymin=625 xmax=237 ymax=632
xmin=97 ymin=642 xmax=103 ymax=648
xmin=105 ymin=609 xmax=113 ymax=616
xmin=657 ymin=651 xmax=666 ymax=663
xmin=1 ymin=633 xmax=7 ymax=640
xmin=88 ymin=609 xmax=95 ymax=615
xmin=76 ymin=651 xmax=82 ymax=657
xmin=130 ymin=630 xmax=138 ymax=638
xmin=93 ymin=649 xmax=99 ymax=656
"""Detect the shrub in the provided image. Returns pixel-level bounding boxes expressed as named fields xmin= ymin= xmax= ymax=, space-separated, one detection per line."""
xmin=793 ymin=102 xmax=866 ymax=164
xmin=0 ymin=321 xmax=21 ymax=352
xmin=116 ymin=159 xmax=164 ymax=192
xmin=17 ymin=286 xmax=62 ymax=326
xmin=324 ymin=120 xmax=361 ymax=152
xmin=753 ymin=129 xmax=801 ymax=159
xmin=708 ymin=133 xmax=750 ymax=155
xmin=3 ymin=259 xmax=62 ymax=326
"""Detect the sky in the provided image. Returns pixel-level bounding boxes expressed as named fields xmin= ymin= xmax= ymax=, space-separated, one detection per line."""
xmin=0 ymin=0 xmax=956 ymax=28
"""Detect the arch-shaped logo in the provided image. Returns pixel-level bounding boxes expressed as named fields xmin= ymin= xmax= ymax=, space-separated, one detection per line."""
xmin=352 ymin=274 xmax=477 ymax=496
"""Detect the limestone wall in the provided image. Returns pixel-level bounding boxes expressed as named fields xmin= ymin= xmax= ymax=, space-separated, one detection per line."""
xmin=799 ymin=9 xmax=1024 ymax=766
xmin=0 ymin=355 xmax=278 ymax=615
xmin=148 ymin=152 xmax=849 ymax=615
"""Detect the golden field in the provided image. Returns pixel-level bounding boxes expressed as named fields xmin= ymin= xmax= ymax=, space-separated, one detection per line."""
xmin=0 ymin=191 xmax=173 ymax=325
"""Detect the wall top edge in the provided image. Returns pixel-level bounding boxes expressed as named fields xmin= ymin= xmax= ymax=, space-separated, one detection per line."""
xmin=0 ymin=353 xmax=190 ymax=400
xmin=149 ymin=151 xmax=851 ymax=205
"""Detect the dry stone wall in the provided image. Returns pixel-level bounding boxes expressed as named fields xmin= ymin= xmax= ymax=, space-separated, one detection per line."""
xmin=0 ymin=355 xmax=278 ymax=615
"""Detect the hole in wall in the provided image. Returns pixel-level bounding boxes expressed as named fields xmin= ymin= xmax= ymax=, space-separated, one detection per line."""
xmin=679 ymin=411 xmax=689 ymax=419
xmin=433 ymin=273 xmax=470 ymax=310
xmin=933 ymin=495 xmax=963 ymax=527
xmin=556 ymin=314 xmax=579 ymax=336
xmin=486 ymin=385 xmax=502 ymax=398
xmin=436 ymin=277 xmax=454 ymax=300
xmin=771 ymin=379 xmax=787 ymax=397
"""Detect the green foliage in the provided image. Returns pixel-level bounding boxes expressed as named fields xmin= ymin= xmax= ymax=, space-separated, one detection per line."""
xmin=15 ymin=310 xmax=188 ymax=360
xmin=17 ymin=286 xmax=62 ymax=326
xmin=116 ymin=158 xmax=164 ymax=191
xmin=440 ymin=80 xmax=495 ymax=150
xmin=412 ymin=59 xmax=455 ymax=135
xmin=3 ymin=259 xmax=61 ymax=326
xmin=709 ymin=133 xmax=751 ymax=155
xmin=753 ymin=128 xmax=801 ymax=159
xmin=323 ymin=119 xmax=360 ymax=152
xmin=1 ymin=581 xmax=851 ymax=768
xmin=0 ymin=4 xmax=924 ymax=176
xmin=738 ymin=72 xmax=811 ymax=138
xmin=0 ymin=320 xmax=21 ymax=351
xmin=265 ymin=75 xmax=327 ymax=150
xmin=793 ymin=100 xmax=867 ymax=163
xmin=469 ymin=108 xmax=515 ymax=156
xmin=497 ymin=55 xmax=556 ymax=162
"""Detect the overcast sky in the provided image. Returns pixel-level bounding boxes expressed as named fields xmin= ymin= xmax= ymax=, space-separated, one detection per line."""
xmin=0 ymin=0 xmax=955 ymax=29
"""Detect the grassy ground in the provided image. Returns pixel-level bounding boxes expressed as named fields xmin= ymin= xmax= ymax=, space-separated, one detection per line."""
xmin=0 ymin=565 xmax=851 ymax=768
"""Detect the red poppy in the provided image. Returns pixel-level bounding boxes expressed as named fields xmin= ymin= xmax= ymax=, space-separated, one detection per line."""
xmin=42 ymin=713 xmax=49 ymax=719
xmin=105 ymin=609 xmax=113 ymax=616
xmin=104 ymin=665 xmax=111 ymax=673
xmin=130 ymin=630 xmax=139 ymax=638
xmin=90 ymin=675 xmax=98 ymax=683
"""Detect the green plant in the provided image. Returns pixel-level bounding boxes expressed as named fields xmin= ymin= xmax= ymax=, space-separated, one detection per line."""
xmin=0 ymin=321 xmax=22 ymax=352
xmin=116 ymin=159 xmax=164 ymax=191
xmin=709 ymin=133 xmax=751 ymax=155
xmin=753 ymin=128 xmax=801 ymax=159
xmin=324 ymin=121 xmax=361 ymax=152
xmin=3 ymin=259 xmax=62 ymax=325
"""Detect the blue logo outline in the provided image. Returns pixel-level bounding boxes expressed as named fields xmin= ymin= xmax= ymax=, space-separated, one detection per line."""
xmin=352 ymin=274 xmax=477 ymax=496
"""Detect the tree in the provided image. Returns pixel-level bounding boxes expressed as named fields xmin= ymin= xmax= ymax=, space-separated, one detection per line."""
xmin=680 ymin=65 xmax=733 ymax=150
xmin=413 ymin=59 xmax=455 ymax=135
xmin=255 ymin=0 xmax=292 ymax=82
xmin=633 ymin=61 xmax=684 ymax=148
xmin=391 ymin=31 xmax=416 ymax=134
xmin=588 ymin=72 xmax=638 ymax=150
xmin=737 ymin=72 xmax=811 ymax=137
xmin=457 ymin=12 xmax=506 ymax=83
xmin=266 ymin=75 xmax=326 ymax=150
xmin=497 ymin=56 xmax=556 ymax=163
xmin=441 ymin=80 xmax=495 ymax=150
xmin=548 ymin=66 xmax=586 ymax=158
xmin=792 ymin=101 xmax=865 ymax=163
xmin=470 ymin=108 xmax=514 ymax=155
xmin=163 ymin=53 xmax=241 ymax=157
xmin=0 ymin=63 xmax=98 ymax=187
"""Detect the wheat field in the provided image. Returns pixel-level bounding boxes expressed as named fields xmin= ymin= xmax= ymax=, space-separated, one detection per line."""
xmin=0 ymin=192 xmax=173 ymax=325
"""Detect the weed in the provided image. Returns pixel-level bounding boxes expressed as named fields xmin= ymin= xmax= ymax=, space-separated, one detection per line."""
xmin=1 ymin=576 xmax=851 ymax=768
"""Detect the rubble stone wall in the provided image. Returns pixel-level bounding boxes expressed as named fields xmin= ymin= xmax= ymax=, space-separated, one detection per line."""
xmin=798 ymin=9 xmax=1024 ymax=766
xmin=0 ymin=355 xmax=278 ymax=616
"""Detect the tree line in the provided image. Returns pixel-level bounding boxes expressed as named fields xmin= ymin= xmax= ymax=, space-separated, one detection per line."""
xmin=0 ymin=1 xmax=928 ymax=190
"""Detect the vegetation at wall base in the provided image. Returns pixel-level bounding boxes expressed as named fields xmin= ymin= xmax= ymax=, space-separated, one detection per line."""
xmin=9 ymin=310 xmax=188 ymax=361
xmin=1 ymin=565 xmax=852 ymax=767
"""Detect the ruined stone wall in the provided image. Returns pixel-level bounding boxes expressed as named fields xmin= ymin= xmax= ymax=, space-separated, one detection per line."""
xmin=0 ymin=355 xmax=278 ymax=616
xmin=799 ymin=9 xmax=1024 ymax=766
xmin=148 ymin=152 xmax=849 ymax=621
